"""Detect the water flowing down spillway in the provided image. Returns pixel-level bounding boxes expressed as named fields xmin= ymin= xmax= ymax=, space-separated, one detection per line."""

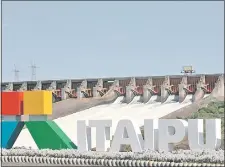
xmin=14 ymin=94 xmax=209 ymax=149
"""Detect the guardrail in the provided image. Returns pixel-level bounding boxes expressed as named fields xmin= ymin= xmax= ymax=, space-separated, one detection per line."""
xmin=1 ymin=149 xmax=224 ymax=167
xmin=1 ymin=156 xmax=224 ymax=167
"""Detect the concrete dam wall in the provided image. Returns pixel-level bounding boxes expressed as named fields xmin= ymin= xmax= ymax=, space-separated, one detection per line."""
xmin=2 ymin=74 xmax=223 ymax=122
xmin=2 ymin=74 xmax=223 ymax=103
xmin=5 ymin=74 xmax=224 ymax=149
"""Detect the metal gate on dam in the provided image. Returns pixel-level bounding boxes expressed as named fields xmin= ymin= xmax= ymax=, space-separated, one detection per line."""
xmin=1 ymin=73 xmax=224 ymax=103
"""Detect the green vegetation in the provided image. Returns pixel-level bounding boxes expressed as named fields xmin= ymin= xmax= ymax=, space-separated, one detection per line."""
xmin=186 ymin=101 xmax=224 ymax=149
xmin=188 ymin=101 xmax=224 ymax=120
xmin=123 ymin=100 xmax=224 ymax=152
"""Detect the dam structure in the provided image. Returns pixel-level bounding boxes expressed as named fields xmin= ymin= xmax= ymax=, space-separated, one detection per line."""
xmin=1 ymin=73 xmax=224 ymax=149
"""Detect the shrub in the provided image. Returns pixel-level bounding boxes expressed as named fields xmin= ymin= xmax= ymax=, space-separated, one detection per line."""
xmin=119 ymin=101 xmax=224 ymax=152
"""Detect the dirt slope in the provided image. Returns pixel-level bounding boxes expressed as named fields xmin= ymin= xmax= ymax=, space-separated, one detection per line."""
xmin=49 ymin=90 xmax=118 ymax=120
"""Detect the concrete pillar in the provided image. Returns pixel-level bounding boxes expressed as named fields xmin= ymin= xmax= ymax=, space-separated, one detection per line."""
xmin=125 ymin=86 xmax=133 ymax=103
xmin=178 ymin=76 xmax=188 ymax=103
xmin=48 ymin=81 xmax=57 ymax=91
xmin=193 ymin=75 xmax=206 ymax=102
xmin=18 ymin=82 xmax=27 ymax=91
xmin=211 ymin=75 xmax=224 ymax=98
xmin=97 ymin=78 xmax=103 ymax=87
xmin=161 ymin=76 xmax=170 ymax=103
xmin=33 ymin=81 xmax=42 ymax=90
xmin=110 ymin=80 xmax=119 ymax=89
xmin=143 ymin=78 xmax=155 ymax=103
xmin=65 ymin=80 xmax=72 ymax=90
xmin=61 ymin=88 xmax=67 ymax=100
xmin=3 ymin=83 xmax=13 ymax=92
xmin=125 ymin=77 xmax=136 ymax=104
xmin=93 ymin=87 xmax=99 ymax=97
xmin=77 ymin=80 xmax=87 ymax=99
xmin=61 ymin=80 xmax=72 ymax=100
xmin=93 ymin=79 xmax=103 ymax=97
xmin=47 ymin=81 xmax=57 ymax=102
xmin=76 ymin=87 xmax=84 ymax=98
xmin=143 ymin=85 xmax=151 ymax=103
xmin=107 ymin=80 xmax=121 ymax=97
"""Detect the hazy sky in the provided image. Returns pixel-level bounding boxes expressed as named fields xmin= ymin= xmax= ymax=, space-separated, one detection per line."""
xmin=2 ymin=1 xmax=224 ymax=82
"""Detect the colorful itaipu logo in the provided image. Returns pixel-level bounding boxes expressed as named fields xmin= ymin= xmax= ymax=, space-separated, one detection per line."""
xmin=1 ymin=91 xmax=77 ymax=149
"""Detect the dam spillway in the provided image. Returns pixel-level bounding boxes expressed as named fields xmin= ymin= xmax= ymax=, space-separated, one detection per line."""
xmin=2 ymin=73 xmax=224 ymax=149
xmin=13 ymin=94 xmax=209 ymax=149
xmin=2 ymin=73 xmax=223 ymax=103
